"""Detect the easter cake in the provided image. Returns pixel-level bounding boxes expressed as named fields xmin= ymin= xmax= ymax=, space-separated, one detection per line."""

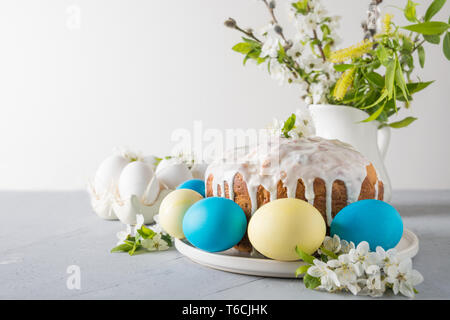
xmin=205 ymin=136 xmax=384 ymax=253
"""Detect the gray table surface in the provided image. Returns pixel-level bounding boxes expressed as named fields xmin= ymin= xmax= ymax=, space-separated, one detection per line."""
xmin=0 ymin=190 xmax=449 ymax=300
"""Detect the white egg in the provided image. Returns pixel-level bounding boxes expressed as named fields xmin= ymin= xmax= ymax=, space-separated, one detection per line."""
xmin=156 ymin=162 xmax=193 ymax=189
xmin=94 ymin=155 xmax=129 ymax=195
xmin=155 ymin=157 xmax=179 ymax=172
xmin=118 ymin=161 xmax=154 ymax=200
xmin=191 ymin=162 xmax=209 ymax=180
xmin=142 ymin=175 xmax=161 ymax=205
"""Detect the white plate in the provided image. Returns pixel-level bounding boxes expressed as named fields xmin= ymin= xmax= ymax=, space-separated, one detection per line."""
xmin=175 ymin=229 xmax=419 ymax=278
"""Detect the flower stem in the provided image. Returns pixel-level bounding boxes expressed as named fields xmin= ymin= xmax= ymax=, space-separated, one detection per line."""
xmin=261 ymin=0 xmax=288 ymax=44
xmin=313 ymin=30 xmax=327 ymax=62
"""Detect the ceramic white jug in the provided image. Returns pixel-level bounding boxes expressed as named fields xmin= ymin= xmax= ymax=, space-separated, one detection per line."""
xmin=309 ymin=104 xmax=392 ymax=202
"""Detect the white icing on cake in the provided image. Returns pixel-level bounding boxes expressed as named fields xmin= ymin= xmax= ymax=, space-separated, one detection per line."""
xmin=205 ymin=136 xmax=379 ymax=226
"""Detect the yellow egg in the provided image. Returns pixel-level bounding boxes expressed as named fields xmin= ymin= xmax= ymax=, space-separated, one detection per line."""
xmin=159 ymin=189 xmax=203 ymax=239
xmin=248 ymin=198 xmax=326 ymax=261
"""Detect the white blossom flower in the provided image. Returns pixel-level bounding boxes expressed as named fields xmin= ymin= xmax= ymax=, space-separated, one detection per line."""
xmin=362 ymin=264 xmax=386 ymax=297
xmin=313 ymin=2 xmax=328 ymax=19
xmin=267 ymin=118 xmax=283 ymax=137
xmin=308 ymin=259 xmax=340 ymax=291
xmin=375 ymin=246 xmax=399 ymax=272
xmin=298 ymin=54 xmax=324 ymax=74
xmin=321 ymin=235 xmax=341 ymax=254
xmin=116 ymin=224 xmax=132 ymax=245
xmin=310 ymin=82 xmax=327 ymax=104
xmin=340 ymin=239 xmax=355 ymax=254
xmin=348 ymin=241 xmax=378 ymax=276
xmin=268 ymin=59 xmax=289 ymax=85
xmin=327 ymin=254 xmax=360 ymax=295
xmin=148 ymin=214 xmax=164 ymax=234
xmin=386 ymin=258 xmax=424 ymax=298
xmin=304 ymin=96 xmax=312 ymax=105
xmin=261 ymin=37 xmax=280 ymax=58
xmin=304 ymin=13 xmax=319 ymax=30
xmin=293 ymin=107 xmax=316 ymax=138
xmin=141 ymin=234 xmax=170 ymax=252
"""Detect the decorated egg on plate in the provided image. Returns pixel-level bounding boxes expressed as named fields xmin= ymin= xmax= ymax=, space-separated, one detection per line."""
xmin=182 ymin=197 xmax=247 ymax=252
xmin=248 ymin=198 xmax=326 ymax=261
xmin=330 ymin=199 xmax=403 ymax=251
xmin=177 ymin=179 xmax=205 ymax=198
xmin=159 ymin=189 xmax=203 ymax=239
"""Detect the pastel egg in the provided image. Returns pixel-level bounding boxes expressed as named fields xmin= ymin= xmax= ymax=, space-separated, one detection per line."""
xmin=118 ymin=161 xmax=155 ymax=200
xmin=330 ymin=199 xmax=403 ymax=251
xmin=183 ymin=197 xmax=247 ymax=252
xmin=177 ymin=179 xmax=205 ymax=197
xmin=94 ymin=155 xmax=129 ymax=195
xmin=248 ymin=198 xmax=326 ymax=261
xmin=159 ymin=189 xmax=203 ymax=239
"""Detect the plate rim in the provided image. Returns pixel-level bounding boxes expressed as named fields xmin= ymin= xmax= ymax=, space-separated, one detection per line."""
xmin=175 ymin=229 xmax=419 ymax=278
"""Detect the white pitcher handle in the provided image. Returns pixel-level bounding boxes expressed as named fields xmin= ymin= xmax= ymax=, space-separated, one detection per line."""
xmin=377 ymin=126 xmax=391 ymax=160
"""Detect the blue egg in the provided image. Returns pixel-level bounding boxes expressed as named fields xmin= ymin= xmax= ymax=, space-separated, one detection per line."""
xmin=177 ymin=179 xmax=205 ymax=198
xmin=330 ymin=200 xmax=403 ymax=251
xmin=182 ymin=197 xmax=247 ymax=252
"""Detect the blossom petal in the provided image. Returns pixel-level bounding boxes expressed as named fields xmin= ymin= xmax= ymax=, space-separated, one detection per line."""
xmin=399 ymin=281 xmax=415 ymax=298
xmin=307 ymin=266 xmax=323 ymax=278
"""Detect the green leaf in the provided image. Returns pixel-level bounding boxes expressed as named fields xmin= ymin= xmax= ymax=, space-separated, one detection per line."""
xmin=111 ymin=243 xmax=133 ymax=253
xmin=418 ymin=45 xmax=425 ymax=67
xmin=366 ymin=71 xmax=385 ymax=88
xmin=282 ymin=114 xmax=296 ymax=138
xmin=404 ymin=0 xmax=418 ymax=23
xmin=444 ymin=32 xmax=450 ymax=60
xmin=319 ymin=247 xmax=338 ymax=260
xmin=402 ymin=21 xmax=450 ymax=35
xmin=407 ymin=81 xmax=434 ymax=94
xmin=424 ymin=34 xmax=441 ymax=44
xmin=395 ymin=59 xmax=409 ymax=101
xmin=360 ymin=89 xmax=389 ymax=109
xmin=375 ymin=44 xmax=390 ymax=66
xmin=129 ymin=242 xmax=138 ymax=256
xmin=137 ymin=225 xmax=156 ymax=239
xmin=385 ymin=59 xmax=397 ymax=99
xmin=277 ymin=42 xmax=286 ymax=64
xmin=333 ymin=64 xmax=354 ymax=72
xmin=295 ymin=264 xmax=311 ymax=277
xmin=424 ymin=0 xmax=447 ymax=21
xmin=292 ymin=0 xmax=309 ymax=15
xmin=396 ymin=81 xmax=434 ymax=101
xmin=232 ymin=42 xmax=253 ymax=55
xmin=388 ymin=117 xmax=418 ymax=128
xmin=303 ymin=274 xmax=321 ymax=289
xmin=362 ymin=102 xmax=386 ymax=122
xmin=295 ymin=246 xmax=315 ymax=264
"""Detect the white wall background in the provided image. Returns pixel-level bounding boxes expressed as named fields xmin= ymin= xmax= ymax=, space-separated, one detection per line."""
xmin=0 ymin=0 xmax=449 ymax=191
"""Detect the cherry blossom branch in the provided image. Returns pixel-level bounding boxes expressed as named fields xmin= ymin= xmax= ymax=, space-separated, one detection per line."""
xmin=313 ymin=30 xmax=327 ymax=62
xmin=261 ymin=0 xmax=289 ymax=45
xmin=224 ymin=18 xmax=262 ymax=43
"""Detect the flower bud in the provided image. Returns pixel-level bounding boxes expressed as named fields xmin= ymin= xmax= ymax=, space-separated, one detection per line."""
xmin=274 ymin=25 xmax=283 ymax=35
xmin=269 ymin=1 xmax=276 ymax=9
xmin=224 ymin=18 xmax=237 ymax=29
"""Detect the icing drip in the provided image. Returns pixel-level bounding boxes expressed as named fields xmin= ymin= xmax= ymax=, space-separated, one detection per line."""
xmin=205 ymin=137 xmax=378 ymax=226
